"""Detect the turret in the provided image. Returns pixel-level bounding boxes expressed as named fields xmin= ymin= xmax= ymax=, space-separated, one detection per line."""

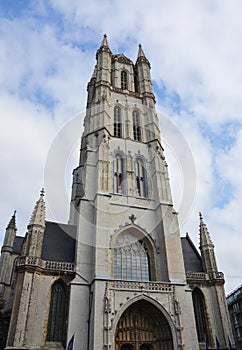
xmin=135 ymin=44 xmax=154 ymax=99
xmin=0 ymin=211 xmax=17 ymax=284
xmin=24 ymin=189 xmax=46 ymax=258
xmin=96 ymin=34 xmax=112 ymax=85
xmin=199 ymin=212 xmax=218 ymax=273
xmin=2 ymin=211 xmax=17 ymax=254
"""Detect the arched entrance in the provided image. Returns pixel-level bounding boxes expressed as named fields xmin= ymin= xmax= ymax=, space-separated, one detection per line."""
xmin=115 ymin=300 xmax=173 ymax=350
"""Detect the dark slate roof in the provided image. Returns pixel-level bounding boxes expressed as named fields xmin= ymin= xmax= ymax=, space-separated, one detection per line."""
xmin=13 ymin=236 xmax=24 ymax=254
xmin=181 ymin=234 xmax=203 ymax=272
xmin=41 ymin=221 xmax=76 ymax=262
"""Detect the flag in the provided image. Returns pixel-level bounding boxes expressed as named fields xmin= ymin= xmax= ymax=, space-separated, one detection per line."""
xmin=205 ymin=335 xmax=209 ymax=350
xmin=228 ymin=336 xmax=233 ymax=350
xmin=216 ymin=336 xmax=220 ymax=350
xmin=67 ymin=334 xmax=75 ymax=350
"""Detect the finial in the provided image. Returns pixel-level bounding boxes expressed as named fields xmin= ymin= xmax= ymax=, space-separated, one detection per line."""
xmin=101 ymin=33 xmax=109 ymax=47
xmin=40 ymin=188 xmax=45 ymax=197
xmin=199 ymin=212 xmax=203 ymax=221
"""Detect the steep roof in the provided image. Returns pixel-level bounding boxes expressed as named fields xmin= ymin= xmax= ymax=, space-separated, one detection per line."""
xmin=12 ymin=221 xmax=76 ymax=263
xmin=181 ymin=234 xmax=203 ymax=272
xmin=13 ymin=236 xmax=24 ymax=254
xmin=41 ymin=221 xmax=76 ymax=262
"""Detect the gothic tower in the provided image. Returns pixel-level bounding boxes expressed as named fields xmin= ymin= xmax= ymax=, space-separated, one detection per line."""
xmin=0 ymin=35 xmax=234 ymax=350
xmin=67 ymin=35 xmax=215 ymax=350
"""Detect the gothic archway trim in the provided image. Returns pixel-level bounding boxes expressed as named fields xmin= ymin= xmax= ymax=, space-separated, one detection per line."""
xmin=110 ymin=225 xmax=156 ymax=252
xmin=110 ymin=294 xmax=178 ymax=349
xmin=110 ymin=225 xmax=157 ymax=281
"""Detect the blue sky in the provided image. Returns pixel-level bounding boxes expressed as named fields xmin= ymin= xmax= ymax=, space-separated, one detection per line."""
xmin=0 ymin=0 xmax=242 ymax=294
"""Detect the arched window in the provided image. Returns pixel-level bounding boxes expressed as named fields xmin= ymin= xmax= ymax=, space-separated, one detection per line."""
xmin=114 ymin=106 xmax=122 ymax=137
xmin=135 ymin=158 xmax=147 ymax=197
xmin=114 ymin=232 xmax=150 ymax=281
xmin=114 ymin=155 xmax=125 ymax=194
xmin=192 ymin=288 xmax=208 ymax=342
xmin=121 ymin=71 xmax=127 ymax=90
xmin=133 ymin=111 xmax=141 ymax=141
xmin=47 ymin=281 xmax=66 ymax=345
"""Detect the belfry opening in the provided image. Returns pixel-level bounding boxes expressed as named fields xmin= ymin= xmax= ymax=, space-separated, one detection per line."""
xmin=115 ymin=300 xmax=173 ymax=350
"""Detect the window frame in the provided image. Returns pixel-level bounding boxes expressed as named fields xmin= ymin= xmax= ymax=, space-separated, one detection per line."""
xmin=134 ymin=157 xmax=147 ymax=198
xmin=113 ymin=153 xmax=126 ymax=194
xmin=114 ymin=233 xmax=151 ymax=281
xmin=121 ymin=70 xmax=128 ymax=90
xmin=114 ymin=106 xmax=122 ymax=138
xmin=192 ymin=288 xmax=209 ymax=343
xmin=133 ymin=110 xmax=141 ymax=141
xmin=47 ymin=280 xmax=67 ymax=345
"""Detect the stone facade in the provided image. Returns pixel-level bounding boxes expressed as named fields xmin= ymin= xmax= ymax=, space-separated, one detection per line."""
xmin=0 ymin=36 xmax=235 ymax=350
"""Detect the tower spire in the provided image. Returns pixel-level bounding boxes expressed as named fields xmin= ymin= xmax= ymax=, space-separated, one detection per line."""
xmin=199 ymin=212 xmax=213 ymax=248
xmin=6 ymin=210 xmax=17 ymax=230
xmin=96 ymin=34 xmax=111 ymax=55
xmin=28 ymin=188 xmax=46 ymax=228
xmin=101 ymin=33 xmax=109 ymax=48
xmin=199 ymin=212 xmax=218 ymax=273
xmin=136 ymin=43 xmax=150 ymax=67
xmin=137 ymin=44 xmax=146 ymax=59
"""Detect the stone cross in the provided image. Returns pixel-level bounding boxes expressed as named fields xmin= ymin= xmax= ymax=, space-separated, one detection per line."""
xmin=129 ymin=214 xmax=137 ymax=224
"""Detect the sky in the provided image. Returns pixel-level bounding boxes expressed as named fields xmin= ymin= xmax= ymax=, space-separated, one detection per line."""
xmin=0 ymin=0 xmax=241 ymax=294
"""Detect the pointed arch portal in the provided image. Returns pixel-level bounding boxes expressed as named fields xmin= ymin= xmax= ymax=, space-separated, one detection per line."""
xmin=115 ymin=300 xmax=173 ymax=350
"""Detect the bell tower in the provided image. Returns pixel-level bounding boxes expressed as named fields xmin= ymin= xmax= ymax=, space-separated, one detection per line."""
xmin=68 ymin=35 xmax=200 ymax=350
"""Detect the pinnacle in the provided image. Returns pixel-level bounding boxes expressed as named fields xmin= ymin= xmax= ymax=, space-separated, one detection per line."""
xmin=28 ymin=189 xmax=46 ymax=228
xmin=7 ymin=210 xmax=17 ymax=230
xmin=136 ymin=43 xmax=150 ymax=67
xmin=199 ymin=212 xmax=213 ymax=247
xmin=137 ymin=43 xmax=146 ymax=58
xmin=101 ymin=33 xmax=109 ymax=48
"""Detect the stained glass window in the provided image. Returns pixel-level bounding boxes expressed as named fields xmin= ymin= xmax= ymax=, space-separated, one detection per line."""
xmin=114 ymin=233 xmax=150 ymax=281
xmin=47 ymin=281 xmax=66 ymax=344
xmin=192 ymin=288 xmax=208 ymax=342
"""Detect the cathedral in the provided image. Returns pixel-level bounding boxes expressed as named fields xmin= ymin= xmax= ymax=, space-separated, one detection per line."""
xmin=0 ymin=35 xmax=234 ymax=350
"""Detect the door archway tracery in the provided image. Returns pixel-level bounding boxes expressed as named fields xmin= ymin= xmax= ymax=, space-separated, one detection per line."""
xmin=115 ymin=300 xmax=173 ymax=350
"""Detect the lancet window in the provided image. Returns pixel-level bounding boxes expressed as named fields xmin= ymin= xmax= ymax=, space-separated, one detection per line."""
xmin=121 ymin=70 xmax=127 ymax=90
xmin=133 ymin=110 xmax=141 ymax=141
xmin=114 ymin=106 xmax=122 ymax=137
xmin=114 ymin=154 xmax=125 ymax=194
xmin=192 ymin=288 xmax=208 ymax=342
xmin=114 ymin=232 xmax=150 ymax=281
xmin=47 ymin=280 xmax=66 ymax=345
xmin=135 ymin=157 xmax=147 ymax=197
